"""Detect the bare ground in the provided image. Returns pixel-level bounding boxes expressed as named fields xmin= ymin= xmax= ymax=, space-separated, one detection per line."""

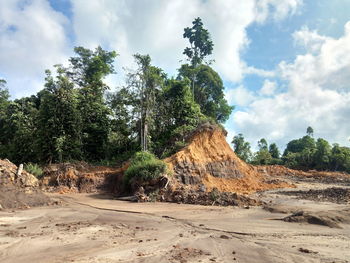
xmin=1 ymin=185 xmax=349 ymax=263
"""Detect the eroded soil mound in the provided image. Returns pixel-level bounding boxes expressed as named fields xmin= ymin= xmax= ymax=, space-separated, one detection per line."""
xmin=283 ymin=209 xmax=350 ymax=228
xmin=165 ymin=124 xmax=292 ymax=194
xmin=0 ymin=159 xmax=50 ymax=209
xmin=42 ymin=162 xmax=125 ymax=193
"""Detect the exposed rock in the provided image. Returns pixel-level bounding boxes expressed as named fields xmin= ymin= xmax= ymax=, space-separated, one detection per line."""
xmin=165 ymin=124 xmax=293 ymax=194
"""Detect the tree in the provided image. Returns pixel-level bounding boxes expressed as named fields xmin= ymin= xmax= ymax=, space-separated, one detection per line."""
xmin=314 ymin=138 xmax=331 ymax=170
xmin=269 ymin=143 xmax=280 ymax=159
xmin=253 ymin=138 xmax=272 ymax=165
xmin=330 ymin=144 xmax=350 ymax=172
xmin=183 ymin=17 xmax=213 ymax=67
xmin=124 ymin=54 xmax=165 ymax=152
xmin=178 ymin=64 xmax=233 ymax=123
xmin=283 ymin=135 xmax=316 ymax=169
xmin=258 ymin=138 xmax=268 ymax=151
xmin=231 ymin=134 xmax=252 ymax=162
xmin=68 ymin=46 xmax=117 ymax=160
xmin=307 ymin=126 xmax=314 ymax=137
xmin=37 ymin=66 xmax=82 ymax=163
xmin=0 ymin=96 xmax=39 ymax=163
xmin=0 ymin=79 xmax=10 ymax=118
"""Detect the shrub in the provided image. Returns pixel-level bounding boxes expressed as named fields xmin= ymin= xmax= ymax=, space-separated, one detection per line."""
xmin=124 ymin=151 xmax=168 ymax=187
xmin=24 ymin=163 xmax=43 ymax=179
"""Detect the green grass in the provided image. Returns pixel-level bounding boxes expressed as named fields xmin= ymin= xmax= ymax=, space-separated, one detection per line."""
xmin=24 ymin=163 xmax=44 ymax=179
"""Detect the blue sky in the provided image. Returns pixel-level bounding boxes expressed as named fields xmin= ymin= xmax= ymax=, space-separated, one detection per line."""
xmin=1 ymin=0 xmax=350 ymax=150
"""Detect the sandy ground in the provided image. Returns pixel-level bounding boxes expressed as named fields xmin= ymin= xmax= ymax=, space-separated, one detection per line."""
xmin=0 ymin=187 xmax=349 ymax=263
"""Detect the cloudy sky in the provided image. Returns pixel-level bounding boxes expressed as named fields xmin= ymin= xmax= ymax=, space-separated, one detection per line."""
xmin=1 ymin=0 xmax=350 ymax=150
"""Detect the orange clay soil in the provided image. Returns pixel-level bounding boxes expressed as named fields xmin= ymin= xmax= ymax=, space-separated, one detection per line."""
xmin=164 ymin=125 xmax=293 ymax=194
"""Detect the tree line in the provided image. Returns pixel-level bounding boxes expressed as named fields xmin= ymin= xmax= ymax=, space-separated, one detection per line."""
xmin=0 ymin=18 xmax=233 ymax=165
xmin=232 ymin=126 xmax=350 ymax=173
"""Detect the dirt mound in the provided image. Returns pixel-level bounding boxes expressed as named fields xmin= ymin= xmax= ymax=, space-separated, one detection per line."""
xmin=165 ymin=124 xmax=292 ymax=194
xmin=42 ymin=162 xmax=125 ymax=193
xmin=134 ymin=186 xmax=262 ymax=207
xmin=0 ymin=159 xmax=50 ymax=209
xmin=283 ymin=209 xmax=350 ymax=228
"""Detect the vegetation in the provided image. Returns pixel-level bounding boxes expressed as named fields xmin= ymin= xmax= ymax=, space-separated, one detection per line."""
xmin=123 ymin=151 xmax=168 ymax=187
xmin=24 ymin=163 xmax=43 ymax=179
xmin=0 ymin=17 xmax=348 ymax=176
xmin=0 ymin=18 xmax=232 ymax=166
xmin=232 ymin=127 xmax=350 ymax=173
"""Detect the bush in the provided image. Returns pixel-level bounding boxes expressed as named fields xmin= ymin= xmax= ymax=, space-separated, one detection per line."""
xmin=124 ymin=152 xmax=168 ymax=187
xmin=24 ymin=163 xmax=43 ymax=179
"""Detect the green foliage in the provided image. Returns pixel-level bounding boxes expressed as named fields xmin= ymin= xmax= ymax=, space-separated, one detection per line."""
xmin=252 ymin=149 xmax=272 ymax=165
xmin=231 ymin=134 xmax=252 ymax=162
xmin=24 ymin=163 xmax=43 ymax=179
xmin=37 ymin=66 xmax=83 ymax=163
xmin=124 ymin=152 xmax=168 ymax=187
xmin=306 ymin=126 xmax=314 ymax=137
xmin=269 ymin=143 xmax=280 ymax=159
xmin=178 ymin=64 xmax=233 ymax=123
xmin=183 ymin=17 xmax=214 ymax=67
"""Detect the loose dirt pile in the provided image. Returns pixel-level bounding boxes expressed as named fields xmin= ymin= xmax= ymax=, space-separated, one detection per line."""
xmin=42 ymin=162 xmax=124 ymax=193
xmin=0 ymin=159 xmax=50 ymax=209
xmin=164 ymin=124 xmax=292 ymax=195
xmin=258 ymin=165 xmax=350 ymax=185
xmin=280 ymin=187 xmax=350 ymax=204
xmin=134 ymin=186 xmax=262 ymax=207
xmin=282 ymin=209 xmax=350 ymax=228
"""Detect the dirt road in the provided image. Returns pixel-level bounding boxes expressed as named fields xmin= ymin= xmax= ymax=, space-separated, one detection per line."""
xmin=0 ymin=190 xmax=349 ymax=263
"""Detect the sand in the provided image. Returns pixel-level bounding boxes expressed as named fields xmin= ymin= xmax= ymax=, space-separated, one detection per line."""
xmin=0 ymin=185 xmax=349 ymax=263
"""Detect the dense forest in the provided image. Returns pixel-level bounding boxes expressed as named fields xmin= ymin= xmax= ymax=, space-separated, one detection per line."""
xmin=232 ymin=126 xmax=350 ymax=173
xmin=0 ymin=18 xmax=349 ymax=174
xmin=0 ymin=18 xmax=232 ymax=165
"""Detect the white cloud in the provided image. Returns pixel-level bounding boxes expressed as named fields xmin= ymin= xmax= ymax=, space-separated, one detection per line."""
xmin=71 ymin=0 xmax=302 ymax=83
xmin=260 ymin=79 xmax=277 ymax=95
xmin=0 ymin=0 xmax=70 ymax=98
xmin=243 ymin=65 xmax=276 ymax=78
xmin=293 ymin=26 xmax=331 ymax=54
xmin=232 ymin=22 xmax=350 ymax=149
xmin=0 ymin=0 xmax=302 ymax=97
xmin=226 ymin=86 xmax=256 ymax=107
xmin=255 ymin=0 xmax=303 ymax=23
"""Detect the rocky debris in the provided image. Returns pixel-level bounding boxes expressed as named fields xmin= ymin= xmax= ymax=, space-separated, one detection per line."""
xmin=0 ymin=159 xmax=50 ymax=209
xmin=42 ymin=162 xmax=123 ymax=193
xmin=135 ymin=187 xmax=262 ymax=207
xmin=280 ymin=187 xmax=350 ymax=204
xmin=168 ymin=245 xmax=209 ymax=263
xmin=298 ymin=248 xmax=318 ymax=254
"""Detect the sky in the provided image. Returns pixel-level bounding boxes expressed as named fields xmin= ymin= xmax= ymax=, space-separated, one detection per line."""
xmin=0 ymin=0 xmax=350 ymax=151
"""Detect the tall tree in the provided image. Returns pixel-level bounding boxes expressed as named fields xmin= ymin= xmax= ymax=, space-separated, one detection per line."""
xmin=37 ymin=67 xmax=82 ymax=163
xmin=258 ymin=138 xmax=268 ymax=151
xmin=178 ymin=64 xmax=233 ymax=123
xmin=68 ymin=46 xmax=117 ymax=160
xmin=269 ymin=143 xmax=280 ymax=159
xmin=306 ymin=126 xmax=314 ymax=137
xmin=231 ymin=134 xmax=252 ymax=162
xmin=254 ymin=138 xmax=272 ymax=165
xmin=183 ymin=17 xmax=214 ymax=67
xmin=124 ymin=54 xmax=165 ymax=152
xmin=313 ymin=138 xmax=331 ymax=170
